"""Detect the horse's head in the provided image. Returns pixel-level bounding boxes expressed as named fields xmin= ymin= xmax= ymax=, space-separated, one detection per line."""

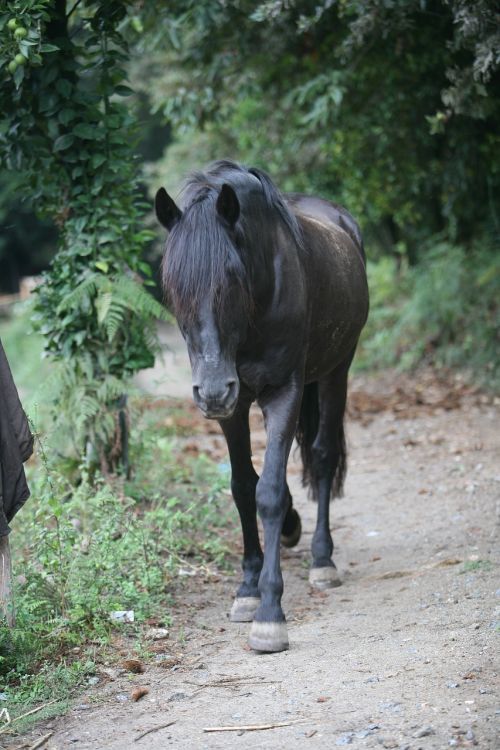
xmin=155 ymin=183 xmax=247 ymax=420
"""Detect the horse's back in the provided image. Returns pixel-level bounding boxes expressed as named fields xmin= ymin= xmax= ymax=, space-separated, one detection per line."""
xmin=286 ymin=193 xmax=365 ymax=262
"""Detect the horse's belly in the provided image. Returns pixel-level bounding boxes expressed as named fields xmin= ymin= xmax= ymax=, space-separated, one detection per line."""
xmin=302 ymin=224 xmax=368 ymax=381
xmin=305 ymin=283 xmax=368 ymax=381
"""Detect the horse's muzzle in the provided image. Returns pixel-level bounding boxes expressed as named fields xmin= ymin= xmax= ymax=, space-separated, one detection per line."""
xmin=192 ymin=378 xmax=239 ymax=420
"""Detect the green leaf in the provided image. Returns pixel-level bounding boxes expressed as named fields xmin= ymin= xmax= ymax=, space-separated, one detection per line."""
xmin=97 ymin=231 xmax=117 ymax=244
xmin=40 ymin=43 xmax=59 ymax=53
xmin=95 ymin=261 xmax=109 ymax=273
xmin=114 ymin=85 xmax=134 ymax=96
xmin=96 ymin=291 xmax=113 ymax=325
xmin=58 ymin=108 xmax=76 ymax=125
xmin=56 ymin=79 xmax=72 ymax=98
xmin=73 ymin=123 xmax=101 ymax=140
xmin=91 ymin=153 xmax=107 ymax=169
xmin=53 ymin=134 xmax=75 ymax=151
xmin=13 ymin=64 xmax=24 ymax=89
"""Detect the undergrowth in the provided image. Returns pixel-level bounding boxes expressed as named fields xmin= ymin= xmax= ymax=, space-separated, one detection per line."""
xmin=356 ymin=241 xmax=500 ymax=388
xmin=0 ymin=387 xmax=235 ymax=734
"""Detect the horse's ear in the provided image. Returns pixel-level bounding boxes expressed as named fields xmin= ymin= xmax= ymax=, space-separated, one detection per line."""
xmin=155 ymin=187 xmax=182 ymax=231
xmin=216 ymin=183 xmax=240 ymax=227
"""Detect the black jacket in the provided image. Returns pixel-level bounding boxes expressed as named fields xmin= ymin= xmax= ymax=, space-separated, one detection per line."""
xmin=0 ymin=339 xmax=34 ymax=536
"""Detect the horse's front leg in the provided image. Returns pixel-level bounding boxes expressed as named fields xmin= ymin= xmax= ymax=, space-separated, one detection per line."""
xmin=249 ymin=374 xmax=303 ymax=652
xmin=219 ymin=399 xmax=263 ymax=623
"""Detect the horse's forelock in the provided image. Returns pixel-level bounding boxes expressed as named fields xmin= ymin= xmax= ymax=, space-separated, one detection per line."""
xmin=161 ymin=161 xmax=302 ymax=322
xmin=161 ymin=191 xmax=250 ymax=323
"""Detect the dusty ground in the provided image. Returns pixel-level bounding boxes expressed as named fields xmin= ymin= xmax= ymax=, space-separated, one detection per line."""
xmin=8 ymin=331 xmax=500 ymax=750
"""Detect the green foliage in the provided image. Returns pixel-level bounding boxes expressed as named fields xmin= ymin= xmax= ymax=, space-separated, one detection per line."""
xmin=357 ymin=241 xmax=500 ymax=385
xmin=0 ymin=1 xmax=169 ymax=467
xmin=145 ymin=0 xmax=499 ymax=255
xmin=0 ymin=399 xmax=234 ymax=724
xmin=460 ymin=559 xmax=493 ymax=574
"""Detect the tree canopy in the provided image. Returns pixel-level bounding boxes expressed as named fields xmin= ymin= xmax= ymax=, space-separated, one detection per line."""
xmin=147 ymin=0 xmax=499 ymax=258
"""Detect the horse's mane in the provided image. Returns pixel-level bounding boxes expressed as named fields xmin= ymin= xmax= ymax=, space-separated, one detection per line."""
xmin=161 ymin=160 xmax=303 ymax=322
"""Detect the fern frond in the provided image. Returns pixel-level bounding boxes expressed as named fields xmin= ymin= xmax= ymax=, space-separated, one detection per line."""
xmin=112 ymin=276 xmax=171 ymax=322
xmin=57 ymin=273 xmax=105 ymax=313
xmin=96 ymin=291 xmax=113 ymax=325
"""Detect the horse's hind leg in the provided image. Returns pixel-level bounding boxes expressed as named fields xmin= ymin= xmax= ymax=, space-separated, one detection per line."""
xmin=219 ymin=401 xmax=263 ymax=622
xmin=309 ymin=364 xmax=349 ymax=589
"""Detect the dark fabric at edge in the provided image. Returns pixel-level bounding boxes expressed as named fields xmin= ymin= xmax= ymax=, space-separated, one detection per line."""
xmin=0 ymin=339 xmax=34 ymax=536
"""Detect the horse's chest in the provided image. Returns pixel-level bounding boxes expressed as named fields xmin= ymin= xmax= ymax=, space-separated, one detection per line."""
xmin=237 ymin=334 xmax=304 ymax=393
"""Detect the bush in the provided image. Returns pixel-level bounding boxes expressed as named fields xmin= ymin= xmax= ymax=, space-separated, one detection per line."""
xmin=357 ymin=240 xmax=500 ymax=387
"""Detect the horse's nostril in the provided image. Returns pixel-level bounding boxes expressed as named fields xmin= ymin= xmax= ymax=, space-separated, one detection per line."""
xmin=225 ymin=379 xmax=238 ymax=399
xmin=193 ymin=380 xmax=237 ymax=413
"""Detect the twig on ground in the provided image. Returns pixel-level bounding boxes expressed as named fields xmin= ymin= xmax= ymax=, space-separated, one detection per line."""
xmin=29 ymin=732 xmax=54 ymax=750
xmin=184 ymin=677 xmax=281 ymax=689
xmin=134 ymin=721 xmax=176 ymax=742
xmin=203 ymin=719 xmax=302 ymax=733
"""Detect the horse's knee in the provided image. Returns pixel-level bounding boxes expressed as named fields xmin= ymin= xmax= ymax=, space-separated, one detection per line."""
xmin=256 ymin=477 xmax=287 ymax=521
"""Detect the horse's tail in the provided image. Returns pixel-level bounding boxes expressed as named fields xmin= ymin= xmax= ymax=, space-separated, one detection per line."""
xmin=331 ymin=421 xmax=347 ymax=498
xmin=296 ymin=382 xmax=347 ymax=500
xmin=296 ymin=382 xmax=319 ymax=495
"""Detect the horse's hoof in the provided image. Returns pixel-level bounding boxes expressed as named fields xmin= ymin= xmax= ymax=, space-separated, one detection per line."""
xmin=248 ymin=621 xmax=289 ymax=652
xmin=230 ymin=596 xmax=260 ymax=622
xmin=281 ymin=509 xmax=302 ymax=548
xmin=309 ymin=566 xmax=342 ymax=589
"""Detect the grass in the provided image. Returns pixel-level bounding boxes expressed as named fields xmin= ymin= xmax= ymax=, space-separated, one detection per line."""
xmin=459 ymin=560 xmax=493 ymax=574
xmin=0 ymin=308 xmax=237 ymax=736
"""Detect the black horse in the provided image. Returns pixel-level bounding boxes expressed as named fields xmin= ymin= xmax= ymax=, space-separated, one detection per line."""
xmin=155 ymin=160 xmax=368 ymax=652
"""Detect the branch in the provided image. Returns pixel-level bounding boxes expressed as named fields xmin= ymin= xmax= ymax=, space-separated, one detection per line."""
xmin=67 ymin=0 xmax=84 ymax=18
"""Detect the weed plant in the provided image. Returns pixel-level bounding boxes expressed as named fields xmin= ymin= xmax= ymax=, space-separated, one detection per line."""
xmin=356 ymin=241 xmax=500 ymax=388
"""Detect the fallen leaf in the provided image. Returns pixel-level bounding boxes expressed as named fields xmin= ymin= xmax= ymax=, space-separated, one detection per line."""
xmin=157 ymin=658 xmax=180 ymax=669
xmin=122 ymin=659 xmax=144 ymax=674
xmin=131 ymin=687 xmax=149 ymax=702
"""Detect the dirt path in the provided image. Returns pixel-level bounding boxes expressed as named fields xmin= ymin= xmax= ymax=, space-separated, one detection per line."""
xmin=14 ymin=329 xmax=500 ymax=749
